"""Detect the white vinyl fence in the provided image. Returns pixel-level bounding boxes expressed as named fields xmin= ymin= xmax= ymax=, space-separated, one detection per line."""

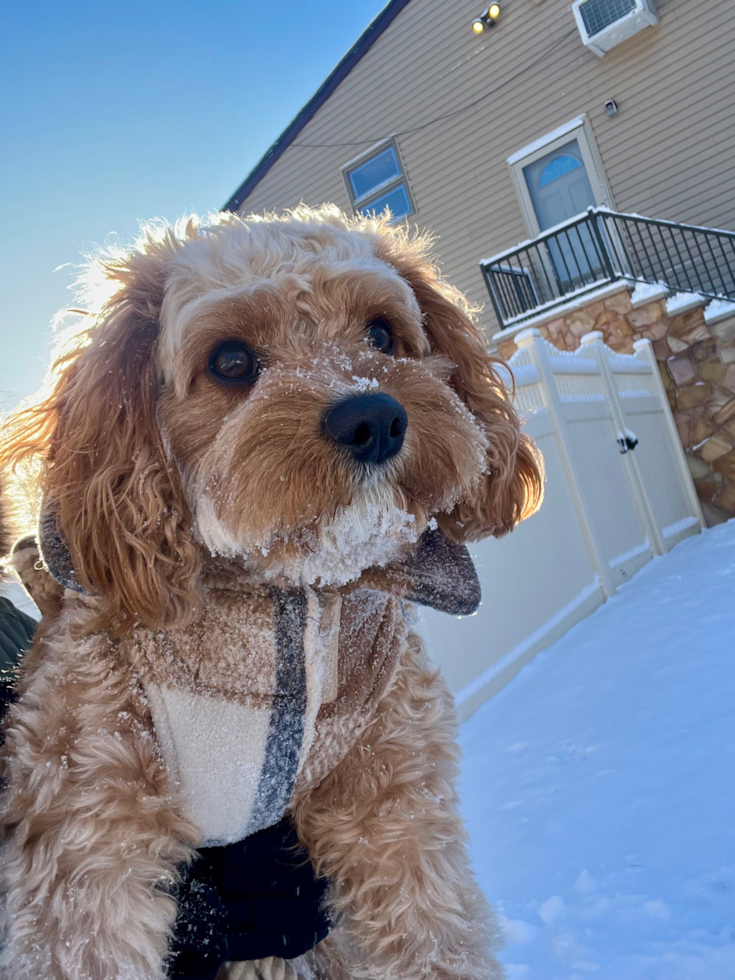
xmin=421 ymin=329 xmax=704 ymax=719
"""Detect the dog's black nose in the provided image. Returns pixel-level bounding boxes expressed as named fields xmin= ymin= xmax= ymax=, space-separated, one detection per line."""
xmin=323 ymin=393 xmax=407 ymax=465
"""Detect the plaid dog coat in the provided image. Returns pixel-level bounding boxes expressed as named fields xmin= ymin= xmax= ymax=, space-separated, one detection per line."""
xmin=40 ymin=519 xmax=480 ymax=847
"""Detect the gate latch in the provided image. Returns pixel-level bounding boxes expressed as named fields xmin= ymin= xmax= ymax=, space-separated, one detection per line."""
xmin=617 ymin=429 xmax=639 ymax=454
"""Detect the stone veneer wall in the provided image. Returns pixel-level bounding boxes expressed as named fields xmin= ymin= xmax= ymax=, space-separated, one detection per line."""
xmin=495 ymin=285 xmax=735 ymax=526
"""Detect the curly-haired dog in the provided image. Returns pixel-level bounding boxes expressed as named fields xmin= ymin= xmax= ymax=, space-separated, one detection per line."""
xmin=0 ymin=206 xmax=542 ymax=980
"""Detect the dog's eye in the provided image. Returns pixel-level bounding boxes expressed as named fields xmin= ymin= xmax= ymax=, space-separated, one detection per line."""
xmin=366 ymin=319 xmax=395 ymax=355
xmin=209 ymin=342 xmax=260 ymax=384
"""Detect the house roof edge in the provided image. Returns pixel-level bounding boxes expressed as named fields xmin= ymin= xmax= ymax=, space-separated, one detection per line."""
xmin=221 ymin=0 xmax=414 ymax=213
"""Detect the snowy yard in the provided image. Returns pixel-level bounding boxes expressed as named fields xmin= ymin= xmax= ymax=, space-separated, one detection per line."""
xmin=460 ymin=521 xmax=735 ymax=980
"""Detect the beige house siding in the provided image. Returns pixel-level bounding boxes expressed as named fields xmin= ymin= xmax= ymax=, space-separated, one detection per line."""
xmin=235 ymin=0 xmax=735 ymax=338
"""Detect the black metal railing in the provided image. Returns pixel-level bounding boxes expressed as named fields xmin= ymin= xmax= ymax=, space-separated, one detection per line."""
xmin=480 ymin=208 xmax=735 ymax=330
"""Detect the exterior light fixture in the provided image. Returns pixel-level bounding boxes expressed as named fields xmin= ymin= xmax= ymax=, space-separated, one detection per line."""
xmin=471 ymin=4 xmax=501 ymax=33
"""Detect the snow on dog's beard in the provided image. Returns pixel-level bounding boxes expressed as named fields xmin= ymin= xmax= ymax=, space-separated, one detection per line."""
xmin=289 ymin=484 xmax=422 ymax=586
xmin=160 ymin=341 xmax=489 ymax=588
xmin=198 ymin=481 xmax=424 ymax=587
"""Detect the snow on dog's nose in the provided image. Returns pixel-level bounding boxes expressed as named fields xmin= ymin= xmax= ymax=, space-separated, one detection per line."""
xmin=322 ymin=393 xmax=407 ymax=465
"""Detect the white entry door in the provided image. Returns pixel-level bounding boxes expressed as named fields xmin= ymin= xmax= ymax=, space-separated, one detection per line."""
xmin=523 ymin=139 xmax=596 ymax=231
xmin=508 ymin=117 xmax=614 ymax=294
xmin=523 ymin=139 xmax=604 ymax=288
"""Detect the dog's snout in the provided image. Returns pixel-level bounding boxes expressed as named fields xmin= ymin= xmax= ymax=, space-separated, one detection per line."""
xmin=323 ymin=393 xmax=407 ymax=465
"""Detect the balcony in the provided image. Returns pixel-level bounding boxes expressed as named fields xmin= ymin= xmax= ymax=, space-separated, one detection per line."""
xmin=480 ymin=208 xmax=735 ymax=335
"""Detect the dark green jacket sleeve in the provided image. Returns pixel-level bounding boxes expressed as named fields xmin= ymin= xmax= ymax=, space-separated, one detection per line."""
xmin=0 ymin=596 xmax=37 ymax=741
xmin=0 ymin=595 xmax=37 ymax=671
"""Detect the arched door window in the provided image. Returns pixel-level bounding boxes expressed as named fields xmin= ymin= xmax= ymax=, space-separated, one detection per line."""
xmin=540 ymin=153 xmax=582 ymax=184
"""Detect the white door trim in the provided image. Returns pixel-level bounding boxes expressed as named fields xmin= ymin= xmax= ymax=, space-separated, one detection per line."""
xmin=507 ymin=114 xmax=615 ymax=238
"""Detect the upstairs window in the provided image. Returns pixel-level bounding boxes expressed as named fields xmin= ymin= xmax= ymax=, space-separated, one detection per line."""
xmin=343 ymin=141 xmax=415 ymax=222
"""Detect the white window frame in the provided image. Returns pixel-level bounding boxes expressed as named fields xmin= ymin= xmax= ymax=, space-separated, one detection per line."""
xmin=507 ymin=114 xmax=614 ymax=238
xmin=341 ymin=137 xmax=417 ymax=222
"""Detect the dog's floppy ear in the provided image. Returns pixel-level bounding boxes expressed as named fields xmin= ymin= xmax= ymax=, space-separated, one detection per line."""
xmin=1 ymin=229 xmax=201 ymax=634
xmin=375 ymin=228 xmax=543 ymax=541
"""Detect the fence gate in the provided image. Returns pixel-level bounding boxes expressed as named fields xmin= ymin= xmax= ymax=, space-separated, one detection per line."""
xmin=512 ymin=329 xmax=704 ymax=595
xmin=515 ymin=330 xmax=652 ymax=595
xmin=576 ymin=332 xmax=704 ymax=553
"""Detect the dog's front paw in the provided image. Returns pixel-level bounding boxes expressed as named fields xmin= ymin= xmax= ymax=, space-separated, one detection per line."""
xmin=221 ymin=959 xmax=306 ymax=980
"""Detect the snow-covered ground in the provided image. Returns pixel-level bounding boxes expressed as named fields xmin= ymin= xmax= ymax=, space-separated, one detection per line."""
xmin=460 ymin=521 xmax=735 ymax=980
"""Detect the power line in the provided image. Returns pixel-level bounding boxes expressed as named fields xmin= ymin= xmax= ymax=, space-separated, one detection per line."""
xmin=290 ymin=28 xmax=578 ymax=149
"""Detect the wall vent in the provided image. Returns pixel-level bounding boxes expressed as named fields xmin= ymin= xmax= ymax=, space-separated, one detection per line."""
xmin=572 ymin=0 xmax=658 ymax=57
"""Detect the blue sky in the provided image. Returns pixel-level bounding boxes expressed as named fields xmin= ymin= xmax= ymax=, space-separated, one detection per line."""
xmin=0 ymin=0 xmax=387 ymax=408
